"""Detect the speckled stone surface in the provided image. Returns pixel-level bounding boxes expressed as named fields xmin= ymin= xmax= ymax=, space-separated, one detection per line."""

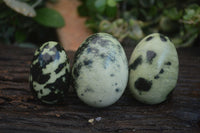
xmin=129 ymin=33 xmax=179 ymax=104
xmin=29 ymin=41 xmax=70 ymax=104
xmin=72 ymin=33 xmax=128 ymax=107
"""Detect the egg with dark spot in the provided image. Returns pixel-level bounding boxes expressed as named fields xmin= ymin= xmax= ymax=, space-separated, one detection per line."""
xmin=29 ymin=41 xmax=70 ymax=104
xmin=129 ymin=33 xmax=179 ymax=104
xmin=72 ymin=33 xmax=128 ymax=108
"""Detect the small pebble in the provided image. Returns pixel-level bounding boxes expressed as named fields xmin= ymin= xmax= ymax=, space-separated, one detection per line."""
xmin=55 ymin=114 xmax=60 ymax=117
xmin=95 ymin=117 xmax=102 ymax=122
xmin=88 ymin=118 xmax=94 ymax=125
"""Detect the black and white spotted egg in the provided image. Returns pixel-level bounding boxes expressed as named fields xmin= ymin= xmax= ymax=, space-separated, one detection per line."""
xmin=29 ymin=41 xmax=70 ymax=104
xmin=129 ymin=33 xmax=179 ymax=104
xmin=72 ymin=33 xmax=128 ymax=108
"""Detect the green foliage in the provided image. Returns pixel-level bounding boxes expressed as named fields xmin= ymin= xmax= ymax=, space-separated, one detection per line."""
xmin=15 ymin=30 xmax=26 ymax=43
xmin=0 ymin=0 xmax=63 ymax=45
xmin=34 ymin=8 xmax=65 ymax=28
xmin=99 ymin=19 xmax=144 ymax=41
xmin=78 ymin=0 xmax=200 ymax=47
xmin=78 ymin=0 xmax=120 ymax=32
xmin=95 ymin=0 xmax=106 ymax=13
xmin=183 ymin=4 xmax=200 ymax=25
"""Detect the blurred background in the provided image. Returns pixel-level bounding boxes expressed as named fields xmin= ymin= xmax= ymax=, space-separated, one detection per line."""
xmin=0 ymin=0 xmax=200 ymax=50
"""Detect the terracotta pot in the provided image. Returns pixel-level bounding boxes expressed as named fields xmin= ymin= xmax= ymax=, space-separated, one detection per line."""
xmin=47 ymin=0 xmax=92 ymax=51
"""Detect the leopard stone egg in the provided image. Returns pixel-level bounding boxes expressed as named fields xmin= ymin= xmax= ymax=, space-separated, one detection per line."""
xmin=129 ymin=33 xmax=179 ymax=104
xmin=72 ymin=33 xmax=128 ymax=108
xmin=29 ymin=41 xmax=70 ymax=104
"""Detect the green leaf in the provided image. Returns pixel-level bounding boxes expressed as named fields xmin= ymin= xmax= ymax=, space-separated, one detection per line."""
xmin=187 ymin=4 xmax=199 ymax=10
xmin=106 ymin=0 xmax=117 ymax=18
xmin=157 ymin=1 xmax=164 ymax=9
xmin=0 ymin=10 xmax=12 ymax=18
xmin=78 ymin=4 xmax=88 ymax=16
xmin=86 ymin=0 xmax=96 ymax=12
xmin=95 ymin=0 xmax=106 ymax=13
xmin=15 ymin=30 xmax=26 ymax=43
xmin=139 ymin=0 xmax=155 ymax=8
xmin=85 ymin=20 xmax=98 ymax=32
xmin=107 ymin=0 xmax=116 ymax=7
xmin=183 ymin=9 xmax=195 ymax=20
xmin=159 ymin=16 xmax=178 ymax=32
xmin=164 ymin=8 xmax=182 ymax=20
xmin=33 ymin=8 xmax=65 ymax=28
